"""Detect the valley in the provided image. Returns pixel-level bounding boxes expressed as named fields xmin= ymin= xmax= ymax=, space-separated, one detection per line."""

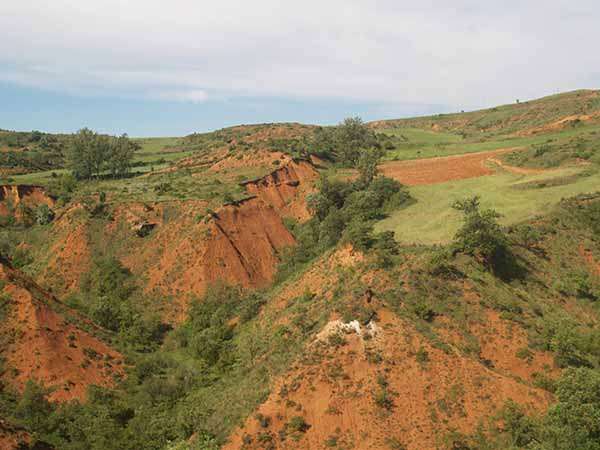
xmin=0 ymin=90 xmax=599 ymax=449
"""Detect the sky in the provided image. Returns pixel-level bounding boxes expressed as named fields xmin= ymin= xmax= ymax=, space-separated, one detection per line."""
xmin=1 ymin=0 xmax=599 ymax=136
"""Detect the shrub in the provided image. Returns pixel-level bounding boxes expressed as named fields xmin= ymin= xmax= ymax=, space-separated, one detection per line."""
xmin=342 ymin=220 xmax=374 ymax=251
xmin=427 ymin=248 xmax=461 ymax=278
xmin=154 ymin=182 xmax=171 ymax=195
xmin=35 ymin=204 xmax=55 ymax=225
xmin=14 ymin=380 xmax=53 ymax=433
xmin=412 ymin=301 xmax=436 ymax=322
xmin=374 ymin=388 xmax=394 ymax=410
xmin=540 ymin=368 xmax=600 ymax=448
xmin=416 ymin=347 xmax=430 ymax=365
xmin=451 ymin=196 xmax=511 ymax=271
xmin=286 ymin=416 xmax=310 ymax=433
xmin=255 ymin=413 xmax=271 ymax=428
xmin=372 ymin=231 xmax=399 ymax=268
xmin=47 ymin=173 xmax=77 ymax=204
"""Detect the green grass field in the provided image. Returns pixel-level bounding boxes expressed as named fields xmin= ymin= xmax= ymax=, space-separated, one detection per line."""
xmin=376 ymin=165 xmax=600 ymax=244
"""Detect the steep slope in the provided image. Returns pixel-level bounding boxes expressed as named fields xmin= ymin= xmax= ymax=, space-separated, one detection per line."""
xmin=33 ymin=196 xmax=296 ymax=322
xmin=0 ymin=185 xmax=55 ymax=221
xmin=241 ymin=158 xmax=319 ymax=220
xmin=38 ymin=203 xmax=91 ymax=294
xmin=139 ymin=197 xmax=295 ymax=321
xmin=34 ymin=159 xmax=319 ymax=320
xmin=225 ymin=308 xmax=553 ymax=450
xmin=0 ymin=256 xmax=124 ymax=402
xmin=223 ymin=193 xmax=600 ymax=450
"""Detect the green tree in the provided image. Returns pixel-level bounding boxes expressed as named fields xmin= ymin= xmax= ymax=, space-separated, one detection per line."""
xmin=310 ymin=117 xmax=378 ymax=166
xmin=539 ymin=368 xmax=600 ymax=449
xmin=356 ymin=147 xmax=385 ymax=186
xmin=67 ymin=128 xmax=136 ymax=179
xmin=14 ymin=380 xmax=53 ymax=435
xmin=452 ymin=196 xmax=509 ymax=268
xmin=107 ymin=134 xmax=137 ymax=178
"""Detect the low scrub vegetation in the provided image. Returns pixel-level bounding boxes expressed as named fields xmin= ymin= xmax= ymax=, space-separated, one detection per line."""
xmin=278 ymin=171 xmax=410 ymax=280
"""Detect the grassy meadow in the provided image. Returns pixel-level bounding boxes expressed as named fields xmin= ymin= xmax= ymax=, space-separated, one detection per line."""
xmin=376 ymin=164 xmax=600 ymax=244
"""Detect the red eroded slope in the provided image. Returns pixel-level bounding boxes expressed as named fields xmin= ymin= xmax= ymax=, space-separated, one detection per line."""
xmin=242 ymin=159 xmax=319 ymax=221
xmin=0 ymin=257 xmax=124 ymax=402
xmin=34 ymin=195 xmax=297 ymax=323
xmin=0 ymin=185 xmax=55 ymax=219
xmin=225 ymin=308 xmax=553 ymax=450
xmin=0 ymin=420 xmax=30 ymax=450
xmin=204 ymin=197 xmax=296 ymax=285
xmin=39 ymin=203 xmax=91 ymax=295
xmin=141 ymin=197 xmax=295 ymax=321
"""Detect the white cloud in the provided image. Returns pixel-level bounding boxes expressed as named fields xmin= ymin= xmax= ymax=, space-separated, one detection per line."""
xmin=1 ymin=0 xmax=599 ymax=110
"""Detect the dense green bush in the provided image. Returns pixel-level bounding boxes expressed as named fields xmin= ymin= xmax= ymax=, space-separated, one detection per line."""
xmin=281 ymin=170 xmax=410 ymax=280
xmin=35 ymin=204 xmax=55 ymax=225
xmin=175 ymin=284 xmax=266 ymax=367
xmin=539 ymin=368 xmax=600 ymax=449
xmin=48 ymin=172 xmax=78 ymax=203
xmin=77 ymin=257 xmax=166 ymax=349
xmin=309 ymin=117 xmax=379 ymax=166
xmin=451 ymin=196 xmax=511 ymax=271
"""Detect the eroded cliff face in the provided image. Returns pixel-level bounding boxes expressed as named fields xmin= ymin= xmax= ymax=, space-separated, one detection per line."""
xmin=34 ymin=159 xmax=319 ymax=322
xmin=0 ymin=257 xmax=124 ymax=402
xmin=205 ymin=197 xmax=296 ymax=286
xmin=139 ymin=197 xmax=295 ymax=322
xmin=0 ymin=185 xmax=55 ymax=219
xmin=242 ymin=159 xmax=319 ymax=221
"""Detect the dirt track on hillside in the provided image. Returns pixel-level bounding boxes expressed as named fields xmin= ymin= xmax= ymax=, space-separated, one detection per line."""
xmin=379 ymin=148 xmax=521 ymax=186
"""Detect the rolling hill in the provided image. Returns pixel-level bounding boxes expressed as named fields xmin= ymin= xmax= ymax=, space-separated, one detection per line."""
xmin=0 ymin=90 xmax=599 ymax=449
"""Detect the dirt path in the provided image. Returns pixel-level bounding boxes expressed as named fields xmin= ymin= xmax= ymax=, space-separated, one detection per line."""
xmin=486 ymin=157 xmax=549 ymax=175
xmin=379 ymin=148 xmax=524 ymax=186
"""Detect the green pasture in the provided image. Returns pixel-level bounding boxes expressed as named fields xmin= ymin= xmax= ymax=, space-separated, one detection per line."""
xmin=376 ymin=165 xmax=600 ymax=244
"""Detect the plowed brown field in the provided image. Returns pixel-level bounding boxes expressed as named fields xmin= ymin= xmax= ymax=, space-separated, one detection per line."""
xmin=380 ymin=148 xmax=519 ymax=186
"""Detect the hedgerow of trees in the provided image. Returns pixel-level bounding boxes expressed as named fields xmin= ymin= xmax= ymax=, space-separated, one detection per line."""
xmin=66 ymin=128 xmax=139 ymax=179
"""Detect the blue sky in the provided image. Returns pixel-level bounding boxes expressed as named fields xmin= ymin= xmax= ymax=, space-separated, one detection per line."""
xmin=0 ymin=81 xmax=449 ymax=137
xmin=1 ymin=1 xmax=599 ymax=136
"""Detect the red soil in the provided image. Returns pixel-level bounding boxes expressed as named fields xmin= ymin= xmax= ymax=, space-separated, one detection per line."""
xmin=40 ymin=204 xmax=91 ymax=295
xmin=38 ymin=192 xmax=299 ymax=323
xmin=242 ymin=159 xmax=319 ymax=221
xmin=208 ymin=150 xmax=291 ymax=174
xmin=0 ymin=257 xmax=124 ymax=402
xmin=225 ymin=308 xmax=552 ymax=450
xmin=379 ymin=148 xmax=518 ymax=186
xmin=0 ymin=185 xmax=55 ymax=219
xmin=0 ymin=420 xmax=29 ymax=450
xmin=272 ymin=246 xmax=364 ymax=311
xmin=471 ymin=311 xmax=557 ymax=382
xmin=204 ymin=197 xmax=295 ymax=288
xmin=134 ymin=198 xmax=295 ymax=322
